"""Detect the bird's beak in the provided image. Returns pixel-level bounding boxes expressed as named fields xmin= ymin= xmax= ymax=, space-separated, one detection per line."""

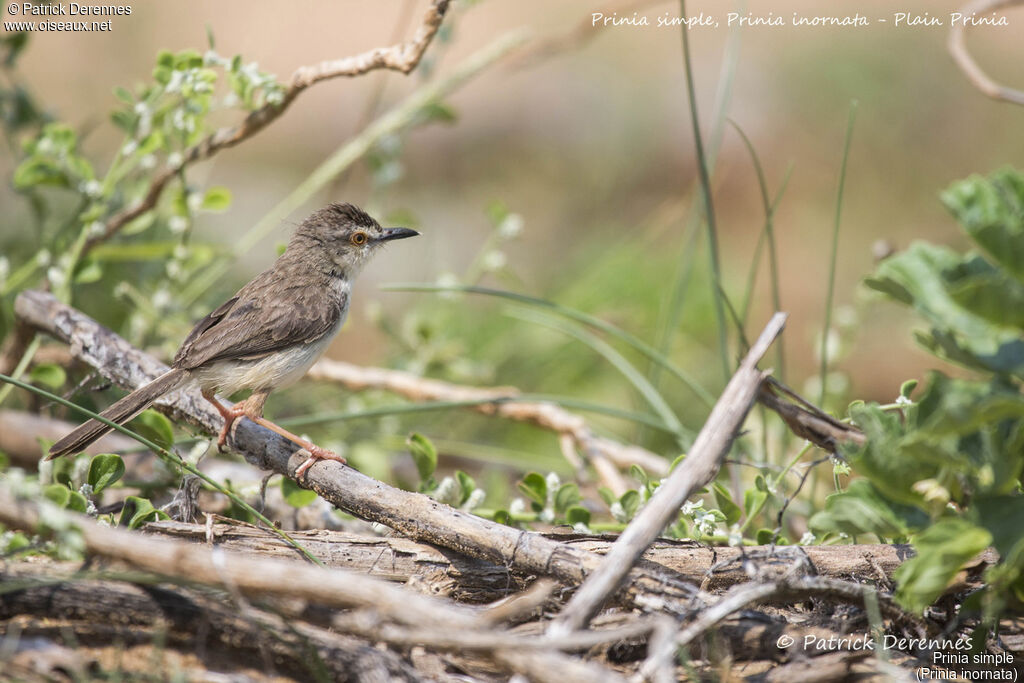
xmin=379 ymin=227 xmax=420 ymax=242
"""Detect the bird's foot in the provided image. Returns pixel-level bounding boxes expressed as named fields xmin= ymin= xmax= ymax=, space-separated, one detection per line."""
xmin=202 ymin=392 xmax=263 ymax=453
xmin=295 ymin=444 xmax=346 ymax=478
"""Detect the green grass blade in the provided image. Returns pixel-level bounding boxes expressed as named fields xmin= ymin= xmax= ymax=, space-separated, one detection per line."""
xmin=506 ymin=307 xmax=691 ymax=451
xmin=385 ymin=283 xmax=715 ymax=408
xmin=819 ymin=102 xmax=858 ymax=406
xmin=680 ymin=0 xmax=729 ymax=381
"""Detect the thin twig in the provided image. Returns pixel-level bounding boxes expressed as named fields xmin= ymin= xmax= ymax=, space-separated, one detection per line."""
xmin=550 ymin=313 xmax=787 ymax=635
xmin=948 ymin=0 xmax=1024 ymax=106
xmin=81 ymin=0 xmax=452 ymax=256
xmin=308 ymin=358 xmax=665 ymax=491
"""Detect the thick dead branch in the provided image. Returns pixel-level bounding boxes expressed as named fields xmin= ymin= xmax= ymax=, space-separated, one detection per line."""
xmin=552 ymin=313 xmax=787 ymax=634
xmin=948 ymin=0 xmax=1024 ymax=107
xmin=308 ymin=358 xmax=667 ymax=489
xmin=0 ymin=485 xmax=625 ymax=683
xmin=82 ymin=0 xmax=451 ymax=255
xmin=0 ymin=564 xmax=424 ymax=682
xmin=14 ymin=290 xmax=697 ymax=617
xmin=146 ymin=521 xmax=968 ymax=599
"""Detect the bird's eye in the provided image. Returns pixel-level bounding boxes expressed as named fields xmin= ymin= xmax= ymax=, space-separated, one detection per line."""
xmin=351 ymin=231 xmax=368 ymax=246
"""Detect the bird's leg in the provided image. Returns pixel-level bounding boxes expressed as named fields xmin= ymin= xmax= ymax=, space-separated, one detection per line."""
xmin=201 ymin=390 xmax=248 ymax=451
xmin=203 ymin=390 xmax=344 ymax=476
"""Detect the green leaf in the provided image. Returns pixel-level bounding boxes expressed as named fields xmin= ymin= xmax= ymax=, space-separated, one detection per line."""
xmin=620 ymin=489 xmax=640 ymax=520
xmin=712 ymin=482 xmax=742 ymax=526
xmin=900 ymin=379 xmax=918 ymax=399
xmin=554 ymin=483 xmax=581 ymax=514
xmin=281 ymin=477 xmax=317 ymax=508
xmin=743 ymin=486 xmax=768 ymax=522
xmin=493 ymin=509 xmax=511 ymax=526
xmin=114 ymin=86 xmax=133 ymax=103
xmin=755 ymin=528 xmax=775 ymax=545
xmin=407 ymin=433 xmax=437 ymax=482
xmin=517 ymin=472 xmax=547 ymax=507
xmin=455 ymin=470 xmax=476 ymax=506
xmin=597 ymin=486 xmax=616 ymax=508
xmin=29 ymin=363 xmax=66 ymax=390
xmin=130 ymin=410 xmax=174 ymax=451
xmin=894 ymin=518 xmax=992 ymax=612
xmin=73 ymin=259 xmax=103 ymax=284
xmin=669 ymin=453 xmax=686 ymax=472
xmin=88 ymin=454 xmax=125 ymax=495
xmin=941 ymin=168 xmax=1024 ymax=282
xmin=66 ymin=491 xmax=89 ymax=514
xmin=201 ymin=186 xmax=232 ymax=212
xmin=43 ymin=484 xmax=71 ymax=508
xmin=4 ymin=532 xmax=31 ymax=553
xmin=419 ymin=100 xmax=457 ymax=124
xmin=809 ymin=479 xmax=927 ymax=540
xmin=629 ymin=464 xmax=649 ymax=487
xmin=566 ymin=505 xmax=591 ymax=527
xmin=119 ymin=496 xmax=169 ymax=529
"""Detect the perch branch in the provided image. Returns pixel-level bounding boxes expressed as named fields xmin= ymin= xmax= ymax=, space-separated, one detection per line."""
xmin=948 ymin=0 xmax=1024 ymax=106
xmin=82 ymin=0 xmax=451 ymax=255
xmin=13 ymin=290 xmax=698 ymax=615
xmin=551 ymin=313 xmax=787 ymax=635
xmin=757 ymin=377 xmax=865 ymax=451
xmin=308 ymin=358 xmax=667 ymax=490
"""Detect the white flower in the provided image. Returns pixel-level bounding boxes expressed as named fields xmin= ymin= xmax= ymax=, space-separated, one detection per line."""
xmin=172 ymin=109 xmax=187 ymax=131
xmin=912 ymin=478 xmax=950 ymax=505
xmin=498 ymin=213 xmax=523 ymax=239
xmin=167 ymin=152 xmax=183 ymax=169
xmin=727 ymin=524 xmax=742 ymax=547
xmin=36 ymin=137 xmax=55 ymax=154
xmin=166 ymin=261 xmax=183 ymax=279
xmin=509 ymin=498 xmax=526 ymax=515
xmin=80 ymin=180 xmax=103 ymax=197
xmin=36 ymin=249 xmax=52 ymax=266
xmin=186 ymin=192 xmax=202 ymax=213
xmin=152 ymin=288 xmax=171 ymax=309
xmin=203 ymin=50 xmax=221 ymax=66
xmin=463 ymin=488 xmax=486 ymax=512
xmin=139 ymin=154 xmax=157 ymax=170
xmin=121 ymin=140 xmax=138 ymax=156
xmin=610 ymin=501 xmax=627 ymax=523
xmin=165 ymin=70 xmax=184 ymax=94
xmin=87 ymin=221 xmax=105 ymax=238
xmin=172 ymin=245 xmax=189 ymax=260
xmin=266 ymin=90 xmax=284 ymax=106
xmin=482 ymin=250 xmax=507 ymax=272
xmin=895 ymin=395 xmax=913 ymax=406
xmin=133 ymin=102 xmax=149 ymax=116
xmin=799 ymin=531 xmax=817 ymax=546
xmin=78 ymin=483 xmax=94 ymax=497
xmin=0 ymin=257 xmax=9 ymax=285
xmin=433 ymin=477 xmax=459 ymax=506
xmin=681 ymin=500 xmax=704 ymax=516
xmin=168 ymin=216 xmax=189 ymax=234
xmin=46 ymin=266 xmax=66 ymax=289
xmin=222 ymin=93 xmax=240 ymax=108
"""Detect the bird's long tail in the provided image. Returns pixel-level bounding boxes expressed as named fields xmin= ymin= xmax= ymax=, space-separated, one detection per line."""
xmin=47 ymin=368 xmax=189 ymax=460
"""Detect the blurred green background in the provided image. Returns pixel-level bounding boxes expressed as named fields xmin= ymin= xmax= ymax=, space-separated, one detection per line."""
xmin=1 ymin=0 xmax=1022 ymax=482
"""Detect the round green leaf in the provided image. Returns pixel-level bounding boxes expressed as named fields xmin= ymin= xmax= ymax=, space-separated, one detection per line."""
xmin=282 ymin=477 xmax=317 ymax=508
xmin=88 ymin=453 xmax=125 ymax=495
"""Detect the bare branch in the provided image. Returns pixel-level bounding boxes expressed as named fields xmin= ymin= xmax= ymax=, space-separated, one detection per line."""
xmin=308 ymin=358 xmax=667 ymax=492
xmin=948 ymin=0 xmax=1024 ymax=106
xmin=82 ymin=0 xmax=451 ymax=255
xmin=551 ymin=313 xmax=787 ymax=635
xmin=757 ymin=377 xmax=865 ymax=451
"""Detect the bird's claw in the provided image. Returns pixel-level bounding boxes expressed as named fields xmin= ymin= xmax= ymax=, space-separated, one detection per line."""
xmin=295 ymin=444 xmax=346 ymax=478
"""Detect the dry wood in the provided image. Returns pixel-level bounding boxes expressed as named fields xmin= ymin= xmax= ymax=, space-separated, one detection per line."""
xmin=145 ymin=519 xmax=962 ymax=598
xmin=0 ymin=409 xmax=141 ymax=469
xmin=81 ymin=0 xmax=451 ymax=256
xmin=308 ymin=358 xmax=668 ymax=489
xmin=758 ymin=378 xmax=865 ymax=451
xmin=0 ymin=564 xmax=425 ymax=682
xmin=552 ymin=313 xmax=787 ymax=634
xmin=0 ymin=484 xmax=625 ymax=683
xmin=948 ymin=0 xmax=1024 ymax=107
xmin=14 ymin=289 xmax=699 ymax=616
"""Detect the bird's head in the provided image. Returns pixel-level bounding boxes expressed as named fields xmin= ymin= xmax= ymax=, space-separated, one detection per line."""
xmin=292 ymin=203 xmax=419 ymax=279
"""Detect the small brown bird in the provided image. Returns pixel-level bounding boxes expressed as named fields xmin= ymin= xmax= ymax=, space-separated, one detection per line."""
xmin=48 ymin=203 xmax=419 ymax=476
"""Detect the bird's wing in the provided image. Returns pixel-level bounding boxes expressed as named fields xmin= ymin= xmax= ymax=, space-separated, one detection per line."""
xmin=173 ymin=272 xmax=346 ymax=370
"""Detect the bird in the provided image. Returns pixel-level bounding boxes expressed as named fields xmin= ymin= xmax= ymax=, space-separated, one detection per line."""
xmin=48 ymin=202 xmax=419 ymax=476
